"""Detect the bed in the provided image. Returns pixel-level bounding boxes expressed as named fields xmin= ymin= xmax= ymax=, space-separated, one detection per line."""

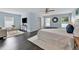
xmin=28 ymin=28 xmax=74 ymax=50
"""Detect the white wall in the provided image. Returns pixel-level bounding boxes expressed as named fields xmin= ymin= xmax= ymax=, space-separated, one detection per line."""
xmin=27 ymin=12 xmax=41 ymax=32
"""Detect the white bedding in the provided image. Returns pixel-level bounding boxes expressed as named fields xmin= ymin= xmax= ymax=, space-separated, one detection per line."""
xmin=28 ymin=29 xmax=74 ymax=50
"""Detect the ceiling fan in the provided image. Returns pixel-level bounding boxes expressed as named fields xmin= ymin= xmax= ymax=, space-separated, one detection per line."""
xmin=45 ymin=8 xmax=55 ymax=13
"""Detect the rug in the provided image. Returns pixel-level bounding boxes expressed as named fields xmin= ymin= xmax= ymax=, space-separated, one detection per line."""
xmin=28 ymin=35 xmax=47 ymax=50
xmin=7 ymin=30 xmax=25 ymax=38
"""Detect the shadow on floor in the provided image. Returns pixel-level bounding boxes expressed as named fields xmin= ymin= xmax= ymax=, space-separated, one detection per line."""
xmin=0 ymin=39 xmax=6 ymax=47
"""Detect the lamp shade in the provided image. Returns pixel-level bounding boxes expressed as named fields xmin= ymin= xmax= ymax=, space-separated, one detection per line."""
xmin=66 ymin=24 xmax=74 ymax=33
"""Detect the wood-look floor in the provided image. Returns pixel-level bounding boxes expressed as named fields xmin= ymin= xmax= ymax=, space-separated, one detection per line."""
xmin=0 ymin=31 xmax=43 ymax=50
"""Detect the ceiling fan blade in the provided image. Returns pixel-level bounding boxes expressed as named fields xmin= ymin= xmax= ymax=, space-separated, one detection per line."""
xmin=45 ymin=8 xmax=55 ymax=13
xmin=45 ymin=8 xmax=49 ymax=13
xmin=49 ymin=10 xmax=55 ymax=11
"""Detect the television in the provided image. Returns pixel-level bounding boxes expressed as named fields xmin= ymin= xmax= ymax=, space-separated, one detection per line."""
xmin=22 ymin=18 xmax=27 ymax=23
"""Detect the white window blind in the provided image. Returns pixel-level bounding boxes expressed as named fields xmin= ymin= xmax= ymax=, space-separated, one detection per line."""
xmin=45 ymin=18 xmax=51 ymax=27
xmin=4 ymin=16 xmax=14 ymax=28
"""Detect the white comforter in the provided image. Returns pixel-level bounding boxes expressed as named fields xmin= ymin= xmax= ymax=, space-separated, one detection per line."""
xmin=37 ymin=29 xmax=74 ymax=50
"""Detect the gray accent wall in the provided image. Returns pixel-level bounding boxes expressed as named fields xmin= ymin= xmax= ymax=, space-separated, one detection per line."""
xmin=44 ymin=13 xmax=72 ymax=28
xmin=0 ymin=12 xmax=21 ymax=29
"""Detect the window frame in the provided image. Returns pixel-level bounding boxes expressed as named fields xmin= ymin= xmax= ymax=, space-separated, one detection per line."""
xmin=4 ymin=16 xmax=14 ymax=28
xmin=61 ymin=16 xmax=69 ymax=28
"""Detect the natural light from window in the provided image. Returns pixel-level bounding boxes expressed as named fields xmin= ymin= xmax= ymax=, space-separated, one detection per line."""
xmin=45 ymin=18 xmax=51 ymax=27
xmin=61 ymin=17 xmax=69 ymax=28
xmin=4 ymin=16 xmax=14 ymax=28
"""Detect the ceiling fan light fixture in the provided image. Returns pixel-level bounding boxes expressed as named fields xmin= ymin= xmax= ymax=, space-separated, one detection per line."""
xmin=45 ymin=8 xmax=55 ymax=13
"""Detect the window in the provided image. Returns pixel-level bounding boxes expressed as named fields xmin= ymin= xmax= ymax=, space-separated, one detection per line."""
xmin=61 ymin=17 xmax=69 ymax=28
xmin=4 ymin=16 xmax=14 ymax=28
xmin=76 ymin=8 xmax=79 ymax=15
xmin=45 ymin=18 xmax=51 ymax=27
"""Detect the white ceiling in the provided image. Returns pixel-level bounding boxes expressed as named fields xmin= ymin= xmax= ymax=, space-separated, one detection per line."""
xmin=0 ymin=8 xmax=44 ymax=14
xmin=41 ymin=8 xmax=76 ymax=16
xmin=0 ymin=8 xmax=76 ymax=16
